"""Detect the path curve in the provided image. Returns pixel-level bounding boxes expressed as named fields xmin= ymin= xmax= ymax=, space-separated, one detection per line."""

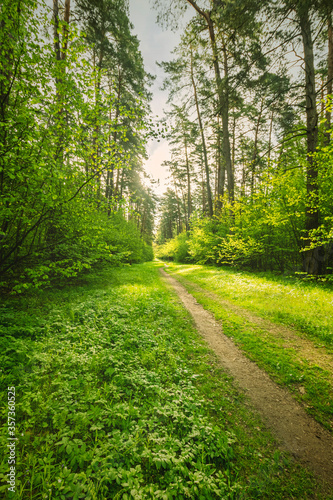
xmin=160 ymin=268 xmax=333 ymax=489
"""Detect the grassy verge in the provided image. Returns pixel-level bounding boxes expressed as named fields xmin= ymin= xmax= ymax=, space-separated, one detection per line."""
xmin=164 ymin=263 xmax=333 ymax=433
xmin=165 ymin=264 xmax=333 ymax=347
xmin=0 ymin=262 xmax=329 ymax=499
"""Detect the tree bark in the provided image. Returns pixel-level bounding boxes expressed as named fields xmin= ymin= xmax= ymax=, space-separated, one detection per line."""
xmin=106 ymin=83 xmax=113 ymax=213
xmin=53 ymin=0 xmax=65 ymax=168
xmin=220 ymin=38 xmax=234 ymax=203
xmin=172 ymin=174 xmax=183 ymax=233
xmin=112 ymin=68 xmax=123 ymax=201
xmin=250 ymin=98 xmax=264 ymax=197
xmin=61 ymin=0 xmax=71 ymax=60
xmin=183 ymin=130 xmax=192 ymax=230
xmin=53 ymin=0 xmax=61 ymax=64
xmin=268 ymin=109 xmax=274 ymax=162
xmin=325 ymin=10 xmax=333 ymax=144
xmin=215 ymin=116 xmax=225 ymax=213
xmin=0 ymin=7 xmax=16 ymax=206
xmin=190 ymin=48 xmax=213 ymax=216
xmin=298 ymin=5 xmax=320 ymax=274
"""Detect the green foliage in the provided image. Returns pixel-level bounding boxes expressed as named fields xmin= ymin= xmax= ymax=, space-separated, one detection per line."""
xmin=188 ymin=218 xmax=227 ymax=265
xmin=4 ymin=208 xmax=153 ymax=293
xmin=217 ymin=235 xmax=265 ymax=268
xmin=156 ymin=153 xmax=321 ymax=274
xmin=166 ymin=263 xmax=333 ymax=432
xmin=155 ymin=0 xmax=333 ymax=277
xmin=156 ymin=188 xmax=185 ymax=244
xmin=155 ymin=232 xmax=190 ymax=262
xmin=0 ymin=0 xmax=155 ymax=290
xmin=141 ymin=242 xmax=154 ymax=262
xmin=0 ymin=263 xmax=322 ymax=499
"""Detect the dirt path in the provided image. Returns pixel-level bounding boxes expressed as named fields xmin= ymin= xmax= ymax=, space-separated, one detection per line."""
xmin=160 ymin=268 xmax=333 ymax=489
xmin=175 ymin=275 xmax=333 ymax=380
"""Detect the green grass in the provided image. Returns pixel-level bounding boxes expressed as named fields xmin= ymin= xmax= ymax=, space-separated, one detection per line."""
xmin=165 ymin=263 xmax=333 ymax=432
xmin=0 ymin=262 xmax=330 ymax=499
xmin=166 ymin=264 xmax=333 ymax=346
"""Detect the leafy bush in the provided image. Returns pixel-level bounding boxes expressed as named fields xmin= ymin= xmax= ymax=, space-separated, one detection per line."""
xmin=216 ymin=234 xmax=265 ymax=268
xmin=188 ymin=218 xmax=227 ymax=264
xmin=3 ymin=207 xmax=154 ymax=293
xmin=155 ymin=232 xmax=190 ymax=262
xmin=142 ymin=241 xmax=154 ymax=262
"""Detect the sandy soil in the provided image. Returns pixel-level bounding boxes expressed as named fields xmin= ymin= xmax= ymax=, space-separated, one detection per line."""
xmin=160 ymin=268 xmax=333 ymax=490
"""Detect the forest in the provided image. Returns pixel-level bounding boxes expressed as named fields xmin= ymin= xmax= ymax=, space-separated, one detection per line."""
xmin=0 ymin=0 xmax=332 ymax=290
xmin=155 ymin=0 xmax=333 ymax=279
xmin=0 ymin=0 xmax=156 ymax=294
xmin=1 ymin=0 xmax=333 ymax=499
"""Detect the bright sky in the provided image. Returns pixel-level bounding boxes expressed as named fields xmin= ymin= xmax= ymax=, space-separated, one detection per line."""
xmin=128 ymin=0 xmax=190 ymax=195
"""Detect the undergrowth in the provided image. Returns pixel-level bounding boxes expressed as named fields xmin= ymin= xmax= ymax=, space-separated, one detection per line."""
xmin=0 ymin=263 xmax=328 ymax=499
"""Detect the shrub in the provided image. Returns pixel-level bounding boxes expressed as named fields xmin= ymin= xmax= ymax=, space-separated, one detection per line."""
xmin=188 ymin=218 xmax=227 ymax=264
xmin=155 ymin=232 xmax=190 ymax=262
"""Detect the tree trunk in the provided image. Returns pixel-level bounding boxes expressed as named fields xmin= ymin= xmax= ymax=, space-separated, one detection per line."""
xmin=216 ymin=116 xmax=225 ymax=213
xmin=231 ymin=114 xmax=236 ymax=174
xmin=112 ymin=68 xmax=123 ymax=200
xmin=53 ymin=0 xmax=65 ymax=167
xmin=184 ymin=131 xmax=192 ymax=229
xmin=220 ymin=39 xmax=234 ymax=203
xmin=95 ymin=43 xmax=104 ymax=197
xmin=106 ymin=85 xmax=113 ymax=213
xmin=61 ymin=0 xmax=71 ymax=60
xmin=251 ymin=98 xmax=264 ymax=198
xmin=268 ymin=109 xmax=274 ymax=162
xmin=53 ymin=0 xmax=61 ymax=64
xmin=202 ymin=168 xmax=206 ymax=214
xmin=173 ymin=177 xmax=183 ymax=233
xmin=190 ymin=48 xmax=213 ymax=216
xmin=298 ymin=6 xmax=320 ymax=274
xmin=325 ymin=10 xmax=333 ymax=144
xmin=0 ymin=8 xmax=15 ymax=205
xmin=241 ymin=164 xmax=246 ymax=198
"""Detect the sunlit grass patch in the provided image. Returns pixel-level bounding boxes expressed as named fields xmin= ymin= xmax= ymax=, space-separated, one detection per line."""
xmin=168 ymin=263 xmax=333 ymax=347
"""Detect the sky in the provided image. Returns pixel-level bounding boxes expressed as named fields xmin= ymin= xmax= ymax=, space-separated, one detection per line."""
xmin=128 ymin=0 xmax=190 ymax=195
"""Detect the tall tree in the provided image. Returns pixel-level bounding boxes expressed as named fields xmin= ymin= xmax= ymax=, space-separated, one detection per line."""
xmin=189 ymin=45 xmax=213 ymax=215
xmin=184 ymin=0 xmax=234 ymax=202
